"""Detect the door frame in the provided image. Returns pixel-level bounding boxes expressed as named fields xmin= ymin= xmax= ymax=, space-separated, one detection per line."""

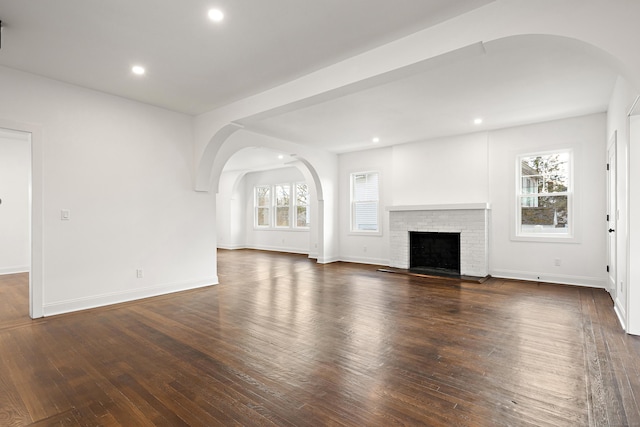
xmin=0 ymin=119 xmax=43 ymax=318
xmin=606 ymin=131 xmax=617 ymax=299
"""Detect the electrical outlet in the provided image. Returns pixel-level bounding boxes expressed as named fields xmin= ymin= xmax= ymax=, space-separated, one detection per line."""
xmin=363 ymin=246 xmax=367 ymax=253
xmin=136 ymin=269 xmax=144 ymax=279
xmin=554 ymin=258 xmax=561 ymax=266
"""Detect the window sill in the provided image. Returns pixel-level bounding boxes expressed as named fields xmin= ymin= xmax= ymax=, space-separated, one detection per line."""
xmin=511 ymin=233 xmax=578 ymax=244
xmin=348 ymin=230 xmax=383 ymax=237
xmin=253 ymin=227 xmax=310 ymax=232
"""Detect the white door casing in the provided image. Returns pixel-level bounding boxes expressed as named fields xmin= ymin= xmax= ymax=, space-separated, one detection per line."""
xmin=607 ymin=132 xmax=617 ymax=299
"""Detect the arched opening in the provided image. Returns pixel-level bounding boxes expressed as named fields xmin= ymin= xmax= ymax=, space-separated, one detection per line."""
xmin=210 ymin=131 xmax=331 ymax=269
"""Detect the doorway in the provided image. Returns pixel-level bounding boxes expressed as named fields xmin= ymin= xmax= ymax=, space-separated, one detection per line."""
xmin=0 ymin=127 xmax=31 ymax=317
xmin=0 ymin=120 xmax=42 ymax=319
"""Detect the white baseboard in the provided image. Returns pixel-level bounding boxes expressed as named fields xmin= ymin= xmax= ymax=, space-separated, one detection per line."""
xmin=0 ymin=266 xmax=30 ymax=275
xmin=217 ymin=243 xmax=246 ymax=250
xmin=614 ymin=304 xmax=627 ymax=331
xmin=244 ymin=244 xmax=309 ymax=255
xmin=317 ymin=256 xmax=340 ymax=264
xmin=337 ymin=255 xmax=387 ymax=266
xmin=490 ymin=269 xmax=606 ymax=288
xmin=42 ymin=277 xmax=219 ymax=317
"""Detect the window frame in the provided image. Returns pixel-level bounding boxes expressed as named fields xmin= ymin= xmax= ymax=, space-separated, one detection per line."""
xmin=274 ymin=183 xmax=291 ymax=228
xmin=350 ymin=171 xmax=381 ymax=235
xmin=253 ymin=181 xmax=310 ymax=230
xmin=514 ymin=148 xmax=575 ymax=241
xmin=254 ymin=184 xmax=271 ymax=228
xmin=294 ymin=182 xmax=310 ymax=229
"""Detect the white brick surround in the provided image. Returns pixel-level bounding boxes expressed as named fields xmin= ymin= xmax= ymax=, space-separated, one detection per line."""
xmin=388 ymin=204 xmax=489 ymax=277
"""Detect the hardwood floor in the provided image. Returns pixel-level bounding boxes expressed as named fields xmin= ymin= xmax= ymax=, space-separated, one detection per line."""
xmin=1 ymin=250 xmax=640 ymax=426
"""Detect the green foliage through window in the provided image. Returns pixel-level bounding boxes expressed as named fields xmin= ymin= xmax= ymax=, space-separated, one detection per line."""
xmin=517 ymin=151 xmax=571 ymax=236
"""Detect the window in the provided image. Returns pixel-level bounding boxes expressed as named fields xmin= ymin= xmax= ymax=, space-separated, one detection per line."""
xmin=255 ymin=185 xmax=271 ymax=227
xmin=351 ymin=171 xmax=379 ymax=232
xmin=295 ymin=183 xmax=310 ymax=227
xmin=254 ymin=182 xmax=310 ymax=229
xmin=275 ymin=184 xmax=290 ymax=227
xmin=516 ymin=150 xmax=572 ymax=237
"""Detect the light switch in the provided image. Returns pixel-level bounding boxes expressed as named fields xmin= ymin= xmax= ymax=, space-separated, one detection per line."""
xmin=61 ymin=209 xmax=70 ymax=221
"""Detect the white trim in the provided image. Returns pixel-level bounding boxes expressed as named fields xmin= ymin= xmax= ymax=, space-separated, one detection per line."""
xmin=511 ymin=147 xmax=579 ymax=243
xmin=316 ymin=255 xmax=340 ymax=264
xmin=387 ymin=203 xmax=490 ymax=212
xmin=216 ymin=243 xmax=246 ymax=250
xmin=43 ymin=278 xmax=218 ymax=317
xmin=614 ymin=305 xmax=627 ymax=331
xmin=491 ymin=269 xmax=606 ymax=288
xmin=338 ymin=256 xmax=387 ymax=266
xmin=252 ymin=227 xmax=310 ymax=232
xmin=243 ymin=244 xmax=309 ymax=255
xmin=0 ymin=119 xmax=43 ymax=319
xmin=350 ymin=170 xmax=380 ymax=233
xmin=0 ymin=266 xmax=30 ymax=275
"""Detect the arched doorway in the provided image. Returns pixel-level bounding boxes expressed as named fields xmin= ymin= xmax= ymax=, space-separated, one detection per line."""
xmin=213 ymin=142 xmax=327 ymax=262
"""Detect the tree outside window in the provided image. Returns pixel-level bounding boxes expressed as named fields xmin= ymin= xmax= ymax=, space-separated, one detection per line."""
xmin=275 ymin=184 xmax=290 ymax=227
xmin=295 ymin=183 xmax=310 ymax=227
xmin=253 ymin=182 xmax=310 ymax=229
xmin=517 ymin=151 xmax=571 ymax=236
xmin=255 ymin=185 xmax=271 ymax=227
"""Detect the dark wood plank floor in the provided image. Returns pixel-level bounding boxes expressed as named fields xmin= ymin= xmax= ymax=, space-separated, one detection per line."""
xmin=1 ymin=250 xmax=640 ymax=426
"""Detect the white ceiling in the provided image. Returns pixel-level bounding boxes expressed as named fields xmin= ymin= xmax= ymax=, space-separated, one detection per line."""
xmin=0 ymin=0 xmax=493 ymax=114
xmin=243 ymin=36 xmax=618 ymax=153
xmin=0 ymin=0 xmax=620 ymax=169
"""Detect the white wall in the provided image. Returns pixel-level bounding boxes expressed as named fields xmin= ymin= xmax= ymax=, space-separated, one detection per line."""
xmin=489 ymin=114 xmax=607 ymax=287
xmin=338 ymin=146 xmax=393 ymax=265
xmin=391 ymin=133 xmax=489 ymax=205
xmin=216 ymin=170 xmax=247 ymax=250
xmin=337 ymin=114 xmax=607 ymax=288
xmin=0 ymin=66 xmax=217 ymax=316
xmin=338 ymin=134 xmax=489 ymax=266
xmin=242 ymin=167 xmax=310 ymax=254
xmin=0 ymin=130 xmax=30 ymax=274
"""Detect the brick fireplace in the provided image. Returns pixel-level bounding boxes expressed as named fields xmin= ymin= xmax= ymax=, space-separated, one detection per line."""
xmin=388 ymin=203 xmax=490 ymax=277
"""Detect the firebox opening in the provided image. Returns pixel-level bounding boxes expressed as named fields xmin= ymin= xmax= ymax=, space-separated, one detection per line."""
xmin=409 ymin=231 xmax=461 ymax=277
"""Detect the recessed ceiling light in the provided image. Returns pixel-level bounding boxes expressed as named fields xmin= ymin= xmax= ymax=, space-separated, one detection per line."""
xmin=372 ymin=137 xmax=380 ymax=143
xmin=132 ymin=65 xmax=145 ymax=75
xmin=474 ymin=118 xmax=483 ymax=125
xmin=208 ymin=9 xmax=224 ymax=22
xmin=278 ymin=154 xmax=284 ymax=160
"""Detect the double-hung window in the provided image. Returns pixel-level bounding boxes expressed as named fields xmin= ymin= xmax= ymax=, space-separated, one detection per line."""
xmin=295 ymin=183 xmax=310 ymax=227
xmin=351 ymin=171 xmax=379 ymax=232
xmin=516 ymin=150 xmax=572 ymax=238
xmin=275 ymin=184 xmax=290 ymax=227
xmin=254 ymin=182 xmax=310 ymax=229
xmin=255 ymin=185 xmax=271 ymax=227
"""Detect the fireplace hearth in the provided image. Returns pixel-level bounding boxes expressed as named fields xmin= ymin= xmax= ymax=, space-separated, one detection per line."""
xmin=410 ymin=231 xmax=461 ymax=277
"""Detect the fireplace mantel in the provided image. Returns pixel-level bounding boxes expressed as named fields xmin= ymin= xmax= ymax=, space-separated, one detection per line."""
xmin=386 ymin=203 xmax=490 ymax=212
